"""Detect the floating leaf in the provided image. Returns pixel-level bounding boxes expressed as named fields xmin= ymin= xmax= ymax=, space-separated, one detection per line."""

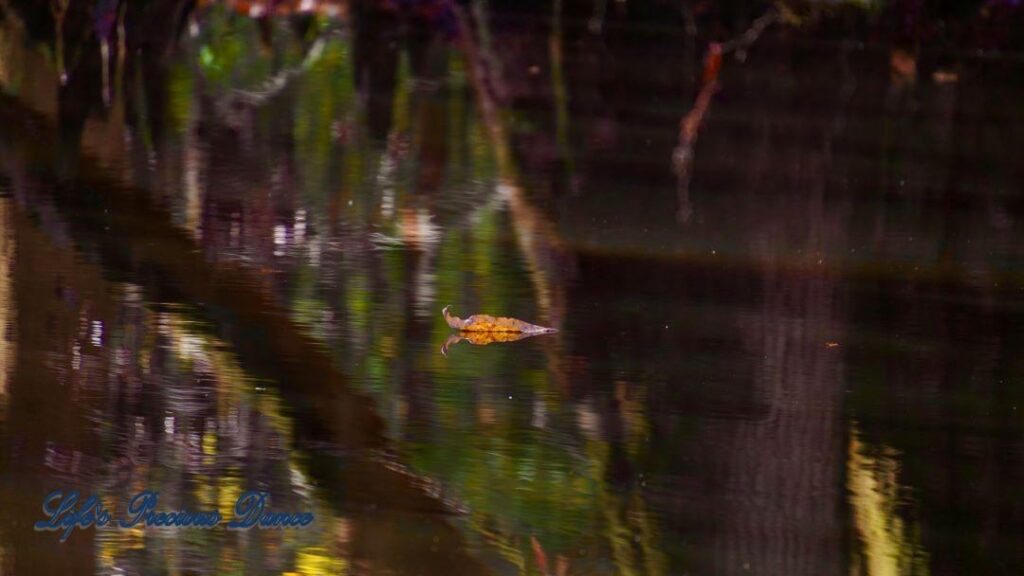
xmin=442 ymin=306 xmax=557 ymax=334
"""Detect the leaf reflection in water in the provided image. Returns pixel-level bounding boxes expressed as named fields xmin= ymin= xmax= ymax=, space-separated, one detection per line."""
xmin=440 ymin=330 xmax=546 ymax=357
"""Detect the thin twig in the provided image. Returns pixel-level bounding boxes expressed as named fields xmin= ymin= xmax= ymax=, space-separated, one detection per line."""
xmin=719 ymin=10 xmax=779 ymax=55
xmin=672 ymin=9 xmax=778 ymax=223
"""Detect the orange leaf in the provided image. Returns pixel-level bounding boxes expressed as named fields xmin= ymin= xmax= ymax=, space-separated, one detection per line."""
xmin=442 ymin=306 xmax=557 ymax=334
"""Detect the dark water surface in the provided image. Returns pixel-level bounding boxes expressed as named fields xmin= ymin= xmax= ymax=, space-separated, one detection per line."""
xmin=1 ymin=2 xmax=1023 ymax=575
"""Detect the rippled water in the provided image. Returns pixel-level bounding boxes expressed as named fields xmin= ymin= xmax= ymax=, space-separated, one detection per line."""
xmin=0 ymin=2 xmax=1023 ymax=575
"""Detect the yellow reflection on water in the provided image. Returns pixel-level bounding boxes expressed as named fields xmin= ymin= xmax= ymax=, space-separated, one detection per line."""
xmin=86 ymin=310 xmax=356 ymax=575
xmin=848 ymin=424 xmax=929 ymax=576
xmin=589 ymin=439 xmax=667 ymax=576
xmin=293 ymin=545 xmax=349 ymax=575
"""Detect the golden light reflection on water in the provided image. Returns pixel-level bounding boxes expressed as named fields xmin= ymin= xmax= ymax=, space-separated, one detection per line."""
xmin=125 ymin=312 xmax=353 ymax=575
xmin=848 ymin=424 xmax=930 ymax=576
xmin=0 ymin=233 xmax=358 ymax=575
xmin=293 ymin=545 xmax=349 ymax=575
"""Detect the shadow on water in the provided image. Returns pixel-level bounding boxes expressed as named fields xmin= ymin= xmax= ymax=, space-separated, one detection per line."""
xmin=1 ymin=0 xmax=1024 ymax=575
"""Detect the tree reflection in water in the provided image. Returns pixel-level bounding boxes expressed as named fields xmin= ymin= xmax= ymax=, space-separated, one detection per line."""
xmin=1 ymin=1 xmax=1023 ymax=575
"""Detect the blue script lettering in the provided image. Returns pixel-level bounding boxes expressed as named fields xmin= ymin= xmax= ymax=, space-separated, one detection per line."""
xmin=34 ymin=490 xmax=111 ymax=542
xmin=36 ymin=488 xmax=308 ymax=540
xmin=119 ymin=490 xmax=158 ymax=528
xmin=119 ymin=491 xmax=222 ymax=529
xmin=227 ymin=491 xmax=314 ymax=530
